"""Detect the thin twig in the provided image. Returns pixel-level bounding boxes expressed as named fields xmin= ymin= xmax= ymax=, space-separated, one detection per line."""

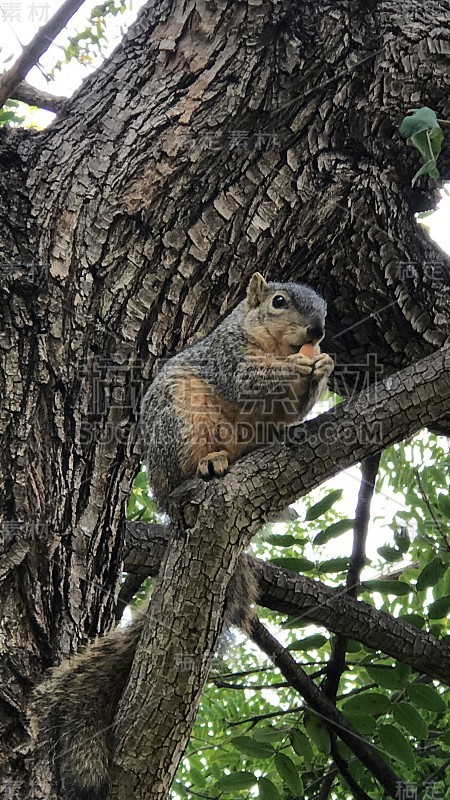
xmin=116 ymin=573 xmax=148 ymax=620
xmin=212 ymin=679 xmax=290 ymax=690
xmin=0 ymin=0 xmax=87 ymax=108
xmin=227 ymin=705 xmax=302 ymax=727
xmin=375 ymin=562 xmax=419 ymax=580
xmin=215 ymin=666 xmax=273 ymax=679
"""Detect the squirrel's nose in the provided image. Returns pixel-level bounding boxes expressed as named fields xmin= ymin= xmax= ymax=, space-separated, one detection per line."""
xmin=306 ymin=323 xmax=324 ymax=343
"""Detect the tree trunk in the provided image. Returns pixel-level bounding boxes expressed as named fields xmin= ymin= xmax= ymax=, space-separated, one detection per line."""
xmin=1 ymin=0 xmax=449 ymax=796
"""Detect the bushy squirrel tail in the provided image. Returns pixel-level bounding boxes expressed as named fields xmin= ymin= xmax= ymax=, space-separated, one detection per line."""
xmin=33 ymin=619 xmax=141 ymax=800
xmin=33 ymin=557 xmax=259 ymax=799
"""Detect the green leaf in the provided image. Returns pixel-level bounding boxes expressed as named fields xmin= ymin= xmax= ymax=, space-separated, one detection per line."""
xmin=437 ymin=493 xmax=450 ymax=519
xmin=342 ymin=692 xmax=390 ymax=716
xmin=230 ymin=737 xmax=276 ymax=759
xmin=361 ymin=579 xmax=411 ymax=596
xmin=288 ymin=634 xmax=328 ymax=651
xmin=304 ymin=711 xmax=331 ymax=754
xmin=134 ymin=470 xmax=148 ymax=490
xmin=258 ymin=777 xmax=282 ymax=800
xmin=317 ymin=557 xmax=350 ymax=573
xmin=0 ymin=111 xmax=20 ymax=123
xmin=407 ymin=684 xmax=446 ymax=713
xmin=412 ymin=129 xmax=442 ymax=163
xmin=216 ymin=772 xmax=257 ymax=790
xmin=264 ymin=534 xmax=299 ymax=547
xmin=394 ymin=528 xmax=410 ymax=554
xmin=410 ymin=136 xmax=442 ymax=184
xmin=305 ymin=489 xmax=343 ymax=521
xmin=313 ymin=518 xmax=354 ymax=546
xmin=400 ymin=107 xmax=443 ymax=185
xmin=274 ymin=753 xmax=304 ymax=795
xmin=428 ymin=594 xmax=450 ymax=619
xmin=346 ymin=639 xmax=363 ymax=652
xmin=398 ymin=613 xmax=425 ymax=629
xmin=345 ymin=714 xmax=377 ymax=735
xmin=210 ymin=762 xmax=222 ymax=780
xmin=269 ymin=557 xmax=314 ymax=572
xmin=365 ymin=664 xmax=411 ymax=690
xmin=290 ymin=729 xmax=313 ymax=767
xmin=416 ymin=558 xmax=446 ymax=592
xmin=400 ymin=107 xmax=440 ymax=138
xmin=253 ymin=727 xmax=288 ymax=743
xmin=190 ymin=766 xmax=206 ymax=787
xmin=377 ymin=545 xmax=402 ymax=563
xmin=393 ymin=702 xmax=429 ymax=740
xmin=378 ymin=724 xmax=416 ymax=769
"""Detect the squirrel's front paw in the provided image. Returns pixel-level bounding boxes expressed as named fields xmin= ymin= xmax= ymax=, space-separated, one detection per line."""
xmin=286 ymin=353 xmax=314 ymax=376
xmin=197 ymin=450 xmax=229 ymax=479
xmin=312 ymin=353 xmax=334 ymax=381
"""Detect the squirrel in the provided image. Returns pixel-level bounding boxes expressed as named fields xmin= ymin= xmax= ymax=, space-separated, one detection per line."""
xmin=34 ymin=272 xmax=333 ymax=800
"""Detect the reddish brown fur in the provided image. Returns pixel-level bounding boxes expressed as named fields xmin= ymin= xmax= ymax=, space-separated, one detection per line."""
xmin=170 ymin=342 xmax=314 ymax=476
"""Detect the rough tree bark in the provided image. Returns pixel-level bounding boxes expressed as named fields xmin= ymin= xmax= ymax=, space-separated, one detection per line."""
xmin=0 ymin=0 xmax=449 ymax=797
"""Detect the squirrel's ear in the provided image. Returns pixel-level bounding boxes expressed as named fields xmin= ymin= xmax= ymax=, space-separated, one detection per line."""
xmin=247 ymin=273 xmax=269 ymax=308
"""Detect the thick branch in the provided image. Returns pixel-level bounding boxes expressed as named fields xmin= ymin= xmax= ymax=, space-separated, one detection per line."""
xmin=124 ymin=524 xmax=450 ymax=686
xmin=0 ymin=0 xmax=87 ymax=107
xmin=257 ymin=561 xmax=450 ymax=686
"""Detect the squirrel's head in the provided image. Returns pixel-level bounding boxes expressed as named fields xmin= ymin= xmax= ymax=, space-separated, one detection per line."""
xmin=244 ymin=272 xmax=327 ymax=356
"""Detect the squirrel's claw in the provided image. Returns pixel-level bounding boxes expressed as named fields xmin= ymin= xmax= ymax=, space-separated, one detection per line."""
xmin=312 ymin=352 xmax=334 ymax=380
xmin=285 ymin=353 xmax=314 ymax=375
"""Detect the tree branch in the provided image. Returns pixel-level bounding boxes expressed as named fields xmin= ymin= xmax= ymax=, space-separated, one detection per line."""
xmin=10 ymin=81 xmax=67 ymax=113
xmin=250 ymin=619 xmax=400 ymax=799
xmin=123 ymin=523 xmax=450 ymax=686
xmin=256 ymin=560 xmax=450 ymax=686
xmin=116 ymin=572 xmax=148 ymax=621
xmin=329 ymin=742 xmax=373 ymax=800
xmin=322 ymin=454 xmax=380 ymax=699
xmin=0 ymin=0 xmax=87 ymax=108
xmin=316 ymin=769 xmax=338 ymax=800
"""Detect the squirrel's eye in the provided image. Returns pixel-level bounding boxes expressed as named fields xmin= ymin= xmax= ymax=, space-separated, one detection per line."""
xmin=272 ymin=295 xmax=288 ymax=309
